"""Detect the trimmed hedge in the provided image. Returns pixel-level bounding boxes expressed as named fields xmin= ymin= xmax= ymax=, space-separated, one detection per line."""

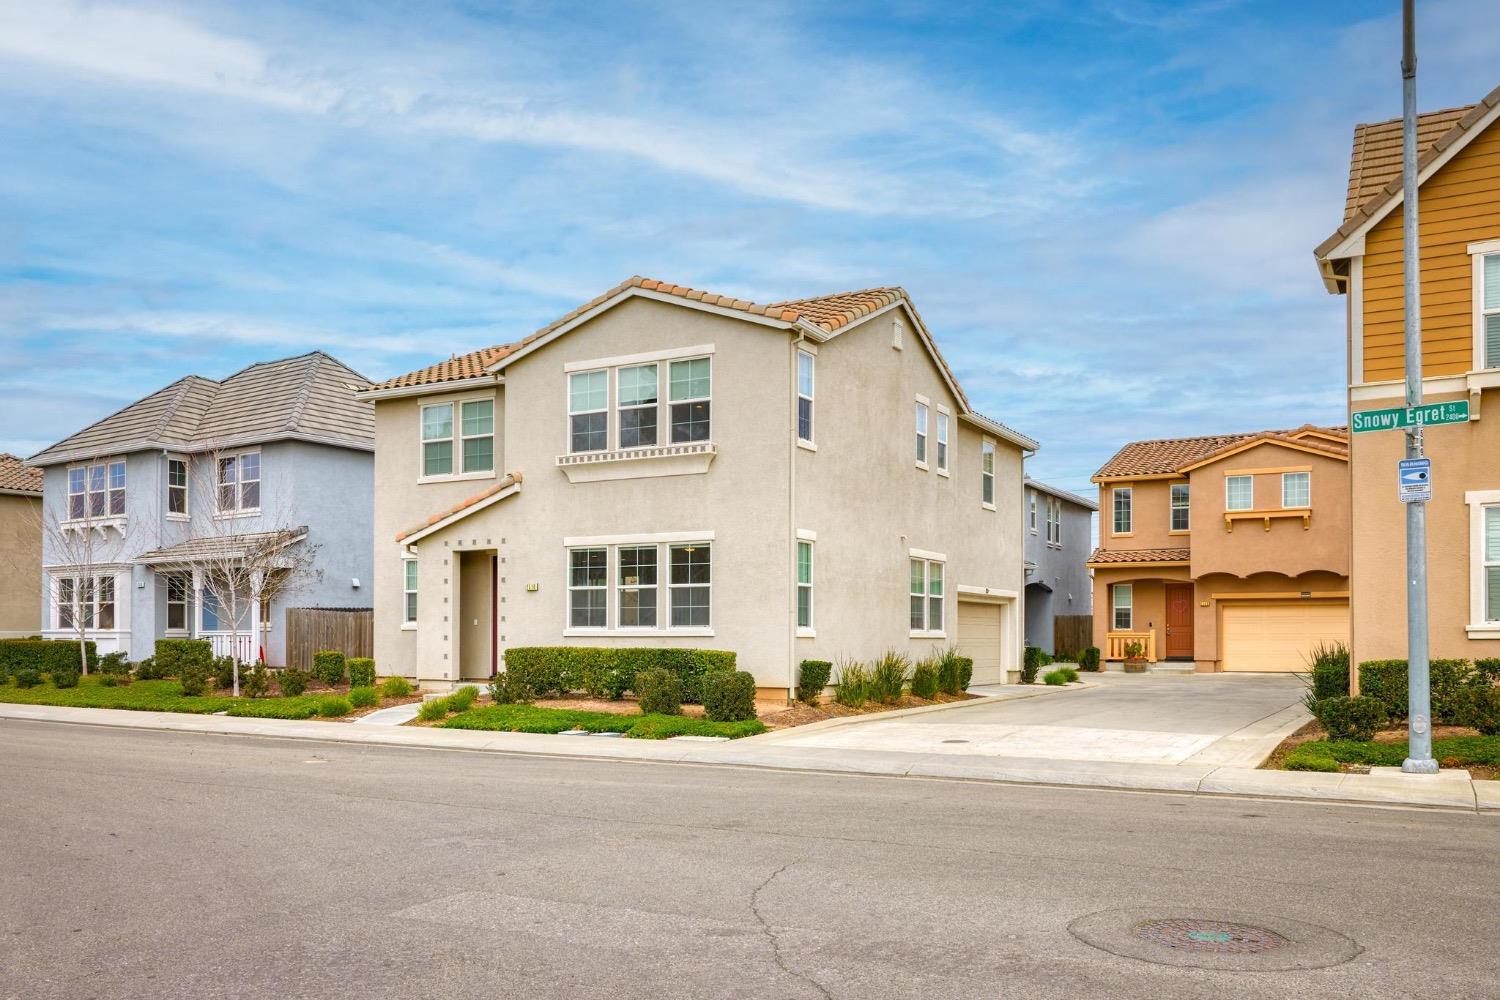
xmin=155 ymin=639 xmax=211 ymax=678
xmin=797 ymin=660 xmax=832 ymax=705
xmin=440 ymin=704 xmax=765 ymax=740
xmin=0 ymin=639 xmax=97 ymax=678
xmin=347 ymin=657 xmax=376 ymax=688
xmin=1311 ymin=695 xmax=1386 ymax=741
xmin=278 ymin=667 xmax=310 ymax=697
xmin=501 ymin=647 xmax=736 ymax=704
xmin=312 ymin=650 xmax=346 ymax=687
xmin=635 ymin=667 xmax=682 ymax=716
xmin=703 ymin=670 xmax=757 ymax=722
xmin=1358 ymin=658 xmax=1491 ymax=724
xmin=1078 ymin=647 xmax=1101 ymax=672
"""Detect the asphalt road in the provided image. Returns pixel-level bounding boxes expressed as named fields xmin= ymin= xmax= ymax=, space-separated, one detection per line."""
xmin=1 ymin=720 xmax=1496 ymax=1000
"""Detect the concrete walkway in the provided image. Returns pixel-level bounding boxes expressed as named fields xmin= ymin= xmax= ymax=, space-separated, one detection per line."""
xmin=1 ymin=699 xmax=1493 ymax=813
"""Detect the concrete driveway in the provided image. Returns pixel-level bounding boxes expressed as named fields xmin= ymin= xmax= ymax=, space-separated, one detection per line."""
xmin=769 ymin=672 xmax=1309 ymax=768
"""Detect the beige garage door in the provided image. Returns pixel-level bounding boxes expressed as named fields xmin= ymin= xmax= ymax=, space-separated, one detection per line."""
xmin=1221 ymin=603 xmax=1349 ymax=672
xmin=957 ymin=600 xmax=1004 ymax=685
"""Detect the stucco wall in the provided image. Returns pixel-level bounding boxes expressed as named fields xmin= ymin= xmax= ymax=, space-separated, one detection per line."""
xmin=1098 ymin=478 xmax=1184 ymax=552
xmin=0 ymin=493 xmax=41 ymax=634
xmin=1023 ymin=492 xmax=1093 ymax=652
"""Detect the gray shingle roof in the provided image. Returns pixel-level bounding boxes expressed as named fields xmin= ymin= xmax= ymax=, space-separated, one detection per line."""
xmin=30 ymin=352 xmax=374 ymax=466
xmin=135 ymin=527 xmax=310 ymax=566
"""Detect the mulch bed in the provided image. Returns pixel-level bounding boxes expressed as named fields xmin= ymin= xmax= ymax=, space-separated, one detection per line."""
xmin=760 ymin=692 xmax=979 ymax=730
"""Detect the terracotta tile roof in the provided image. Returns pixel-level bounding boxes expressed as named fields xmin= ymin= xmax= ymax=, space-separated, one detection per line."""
xmin=768 ymin=286 xmax=906 ymax=332
xmin=1317 ymin=83 xmax=1500 ymax=258
xmin=395 ymin=473 xmax=521 ymax=542
xmin=1094 ymin=425 xmax=1346 ymax=480
xmin=1087 ymin=547 xmax=1190 ymax=565
xmin=0 ymin=453 xmax=42 ymax=495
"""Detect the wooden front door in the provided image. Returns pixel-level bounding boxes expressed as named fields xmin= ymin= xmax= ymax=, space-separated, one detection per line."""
xmin=1164 ymin=583 xmax=1195 ymax=659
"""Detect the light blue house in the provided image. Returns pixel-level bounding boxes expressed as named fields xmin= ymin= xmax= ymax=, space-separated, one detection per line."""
xmin=1023 ymin=478 xmax=1096 ymax=654
xmin=28 ymin=352 xmax=373 ymax=665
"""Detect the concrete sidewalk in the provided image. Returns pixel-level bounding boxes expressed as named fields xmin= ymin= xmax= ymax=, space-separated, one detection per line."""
xmin=2 ymin=701 xmax=1493 ymax=813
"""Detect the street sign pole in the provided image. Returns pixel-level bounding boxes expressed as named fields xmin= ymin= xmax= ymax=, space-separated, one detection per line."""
xmin=1400 ymin=0 xmax=1437 ymax=774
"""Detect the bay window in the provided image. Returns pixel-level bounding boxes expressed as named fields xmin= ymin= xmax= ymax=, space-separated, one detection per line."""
xmin=68 ymin=460 xmax=125 ymax=520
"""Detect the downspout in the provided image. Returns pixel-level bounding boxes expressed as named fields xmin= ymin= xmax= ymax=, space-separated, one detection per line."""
xmin=787 ymin=332 xmax=805 ymax=703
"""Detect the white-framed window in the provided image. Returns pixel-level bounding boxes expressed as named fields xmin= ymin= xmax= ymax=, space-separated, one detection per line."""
xmin=568 ymin=547 xmax=608 ymax=627
xmin=569 ymin=371 xmax=609 ymax=453
xmin=618 ymin=544 xmax=658 ymax=628
xmin=217 ymin=451 xmax=260 ymax=513
xmin=1468 ymin=493 xmax=1500 ymax=633
xmin=909 ymin=556 xmax=945 ymax=634
xmin=1170 ymin=483 xmax=1190 ymax=532
xmin=55 ymin=574 xmax=115 ymax=630
xmin=935 ymin=409 xmax=949 ymax=474
xmin=617 ymin=364 xmax=659 ymax=449
xmin=1281 ymin=471 xmax=1310 ymax=509
xmin=1485 ymin=506 xmax=1500 ymax=624
xmin=1226 ymin=474 xmax=1254 ymax=512
xmin=420 ymin=395 xmax=497 ymax=477
xmin=167 ymin=458 xmax=188 ymax=517
xmin=981 ymin=440 xmax=995 ymax=507
xmin=166 ymin=574 xmax=187 ymax=632
xmin=421 ymin=402 xmax=454 ymax=476
xmin=914 ymin=400 xmax=929 ymax=467
xmin=669 ymin=542 xmax=711 ymax=627
xmin=460 ymin=399 xmax=495 ymax=473
xmin=1112 ymin=583 xmax=1133 ymax=631
xmin=796 ymin=351 xmax=815 ymax=445
xmin=1046 ymin=497 xmax=1061 ymax=545
xmin=1476 ymin=249 xmax=1500 ymax=369
xmin=68 ymin=460 xmax=126 ymax=520
xmin=668 ymin=357 xmax=712 ymax=443
xmin=1112 ymin=487 xmax=1133 ymax=534
xmin=1028 ymin=491 xmax=1038 ymax=532
xmin=403 ymin=559 xmax=418 ymax=625
xmin=796 ymin=540 xmax=814 ymax=630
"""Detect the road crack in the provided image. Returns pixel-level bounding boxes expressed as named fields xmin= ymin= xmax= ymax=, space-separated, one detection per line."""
xmin=749 ymin=861 xmax=832 ymax=999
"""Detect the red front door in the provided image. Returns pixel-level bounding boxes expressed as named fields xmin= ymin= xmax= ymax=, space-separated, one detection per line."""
xmin=1165 ymin=583 xmax=1195 ymax=659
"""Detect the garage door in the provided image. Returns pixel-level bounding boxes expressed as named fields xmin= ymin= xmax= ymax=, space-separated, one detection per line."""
xmin=1220 ymin=603 xmax=1349 ymax=672
xmin=957 ymin=600 xmax=1005 ymax=685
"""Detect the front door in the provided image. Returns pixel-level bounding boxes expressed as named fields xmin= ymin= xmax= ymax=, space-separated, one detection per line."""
xmin=1164 ymin=583 xmax=1195 ymax=659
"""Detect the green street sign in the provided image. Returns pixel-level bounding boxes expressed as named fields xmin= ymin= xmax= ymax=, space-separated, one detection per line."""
xmin=1351 ymin=400 xmax=1470 ymax=434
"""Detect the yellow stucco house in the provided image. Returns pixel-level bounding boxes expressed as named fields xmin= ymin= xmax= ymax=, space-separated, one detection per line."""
xmin=0 ymin=454 xmax=42 ymax=638
xmin=1314 ymin=83 xmax=1500 ymax=670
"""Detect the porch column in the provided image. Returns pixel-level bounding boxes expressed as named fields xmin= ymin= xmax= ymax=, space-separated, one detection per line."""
xmin=249 ymin=569 xmax=264 ymax=664
xmin=190 ymin=566 xmax=202 ymax=639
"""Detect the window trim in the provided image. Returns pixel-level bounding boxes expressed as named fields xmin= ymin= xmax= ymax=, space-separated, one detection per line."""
xmin=614 ymin=363 xmax=661 ymax=451
xmin=1226 ymin=474 xmax=1254 ymax=512
xmin=1028 ymin=491 xmax=1038 ymax=532
xmin=796 ymin=350 xmax=815 ymax=446
xmin=935 ymin=405 xmax=950 ymax=476
xmin=981 ymin=438 xmax=996 ymax=510
xmin=1170 ymin=482 xmax=1191 ymax=533
xmin=417 ymin=390 xmax=500 ymax=484
xmin=908 ymin=552 xmax=947 ymax=638
xmin=796 ymin=538 xmax=814 ymax=635
xmin=165 ymin=574 xmax=188 ymax=634
xmin=1111 ymin=487 xmax=1133 ymax=536
xmin=67 ymin=459 xmax=127 ymax=522
xmin=561 ymin=538 xmax=714 ymax=636
xmin=1046 ymin=497 xmax=1062 ymax=547
xmin=1470 ymin=242 xmax=1500 ymax=371
xmin=567 ymin=369 xmax=610 ymax=455
xmin=167 ymin=456 xmax=189 ymax=520
xmin=914 ymin=397 xmax=930 ymax=470
xmin=1465 ymin=490 xmax=1500 ymax=637
xmin=401 ymin=558 xmax=418 ymax=629
xmin=1112 ymin=583 xmax=1133 ymax=631
xmin=215 ymin=449 xmax=261 ymax=517
xmin=1281 ymin=471 xmax=1311 ymax=510
xmin=667 ymin=355 xmax=713 ymax=446
xmin=459 ymin=398 xmax=496 ymax=475
xmin=53 ymin=572 xmax=118 ymax=632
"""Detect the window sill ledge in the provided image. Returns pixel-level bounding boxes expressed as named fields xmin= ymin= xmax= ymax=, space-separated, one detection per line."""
xmin=796 ymin=439 xmax=817 ymax=453
xmin=1465 ymin=624 xmax=1500 ymax=640
xmin=796 ymin=628 xmax=816 ymax=638
xmin=213 ymin=509 xmax=262 ymax=521
xmin=981 ymin=502 xmax=997 ymax=512
xmin=400 ymin=623 xmax=418 ymax=632
xmin=556 ymin=442 xmax=717 ymax=483
xmin=418 ymin=471 xmax=497 ymax=486
xmin=563 ymin=627 xmax=715 ymax=638
xmin=166 ymin=513 xmax=190 ymax=522
xmin=909 ymin=630 xmax=947 ymax=640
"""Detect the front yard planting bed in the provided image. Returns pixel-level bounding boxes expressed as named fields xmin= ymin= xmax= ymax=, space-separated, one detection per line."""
xmin=438 ymin=704 xmax=766 ymax=739
xmin=760 ymin=691 xmax=978 ymax=730
xmin=0 ymin=676 xmax=388 ymax=721
xmin=1267 ymin=721 xmax=1500 ymax=779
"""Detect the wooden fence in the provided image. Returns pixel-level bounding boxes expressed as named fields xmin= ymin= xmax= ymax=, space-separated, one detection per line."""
xmin=285 ymin=607 xmax=374 ymax=669
xmin=1053 ymin=615 xmax=1094 ymax=657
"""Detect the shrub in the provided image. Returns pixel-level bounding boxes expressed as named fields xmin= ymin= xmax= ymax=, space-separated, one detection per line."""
xmin=1056 ymin=666 xmax=1079 ymax=683
xmin=418 ymin=697 xmax=450 ymax=722
xmin=1303 ymin=642 xmax=1350 ymax=710
xmin=179 ymin=663 xmax=211 ymax=697
xmin=936 ymin=649 xmax=963 ymax=696
xmin=1474 ymin=658 xmax=1500 ymax=685
xmin=0 ymin=639 xmax=97 ymax=678
xmin=1456 ymin=685 xmax=1500 ymax=736
xmin=154 ymin=639 xmax=210 ymax=678
xmin=1311 ymin=695 xmax=1387 ymax=742
xmin=702 ymin=669 xmax=757 ymax=722
xmin=1358 ymin=660 xmax=1408 ymax=720
xmin=1022 ymin=645 xmax=1046 ymax=684
xmin=502 ymin=647 xmax=736 ymax=704
xmin=870 ymin=651 xmax=909 ymax=704
xmin=51 ymin=664 xmax=80 ymax=688
xmin=98 ymin=651 xmax=131 ymax=678
xmin=312 ymin=650 xmax=346 ymax=687
xmin=380 ymin=675 xmax=413 ymax=698
xmin=212 ymin=656 xmax=237 ymax=690
xmin=834 ymin=660 xmax=870 ymax=708
xmin=1430 ymin=658 xmax=1475 ymax=724
xmin=13 ymin=668 xmax=40 ymax=689
xmin=488 ymin=671 xmax=534 ymax=705
xmin=348 ymin=686 xmax=378 ymax=709
xmin=1078 ymin=647 xmax=1101 ymax=672
xmin=133 ymin=656 xmax=164 ymax=680
xmin=278 ymin=668 xmax=310 ymax=697
xmin=1043 ymin=670 xmax=1067 ymax=686
xmin=99 ymin=675 xmax=119 ymax=687
xmin=242 ymin=663 xmax=271 ymax=699
xmin=956 ymin=656 xmax=973 ymax=691
xmin=635 ymin=667 xmax=682 ymax=716
xmin=797 ymin=660 xmax=833 ymax=705
xmin=449 ymin=686 xmax=479 ymax=712
xmin=316 ymin=695 xmax=352 ymax=718
xmin=909 ymin=658 xmax=940 ymax=699
xmin=347 ymin=657 xmax=376 ymax=688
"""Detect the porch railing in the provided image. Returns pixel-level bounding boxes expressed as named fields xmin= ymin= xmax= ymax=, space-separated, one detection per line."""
xmin=202 ymin=631 xmax=256 ymax=663
xmin=1105 ymin=631 xmax=1156 ymax=661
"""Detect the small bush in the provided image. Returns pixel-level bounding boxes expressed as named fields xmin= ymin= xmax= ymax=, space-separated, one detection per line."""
xmin=635 ymin=667 xmax=683 ymax=716
xmin=909 ymin=659 xmax=940 ymax=699
xmin=99 ymin=674 xmax=119 ymax=687
xmin=1043 ymin=670 xmax=1067 ymax=686
xmin=488 ymin=671 xmax=534 ymax=705
xmin=98 ymin=651 xmax=131 ymax=678
xmin=278 ymin=667 xmax=310 ymax=697
xmin=154 ymin=639 xmax=210 ymax=678
xmin=418 ymin=697 xmax=450 ymax=722
xmin=1456 ymin=685 xmax=1500 ymax=736
xmin=312 ymin=650 xmax=346 ymax=687
xmin=703 ymin=670 xmax=757 ymax=722
xmin=51 ymin=664 xmax=81 ymax=689
xmin=956 ymin=656 xmax=973 ymax=690
xmin=870 ymin=651 xmax=909 ymax=704
xmin=797 ymin=660 xmax=832 ymax=705
xmin=936 ymin=649 xmax=963 ymax=696
xmin=449 ymin=686 xmax=479 ymax=712
xmin=834 ymin=660 xmax=870 ymax=708
xmin=347 ymin=657 xmax=376 ymax=688
xmin=348 ymin=686 xmax=378 ymax=709
xmin=1055 ymin=666 xmax=1079 ymax=683
xmin=1431 ymin=658 xmax=1475 ymax=723
xmin=133 ymin=656 xmax=164 ymax=680
xmin=1078 ymin=647 xmax=1101 ymax=672
xmin=179 ymin=663 xmax=211 ymax=697
xmin=380 ymin=675 xmax=413 ymax=699
xmin=316 ymin=695 xmax=352 ymax=718
xmin=1022 ymin=645 xmax=1047 ymax=684
xmin=1303 ymin=642 xmax=1350 ymax=704
xmin=1358 ymin=660 xmax=1409 ymax=721
xmin=14 ymin=668 xmax=41 ymax=688
xmin=242 ymin=663 xmax=271 ymax=699
xmin=1311 ymin=695 xmax=1387 ymax=742
xmin=212 ymin=656 xmax=237 ymax=690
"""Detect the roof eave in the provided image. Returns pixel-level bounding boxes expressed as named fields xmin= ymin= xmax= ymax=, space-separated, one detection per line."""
xmin=359 ymin=374 xmax=502 ymax=401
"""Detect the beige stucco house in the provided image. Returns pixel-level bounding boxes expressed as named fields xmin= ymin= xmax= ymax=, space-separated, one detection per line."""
xmin=1088 ymin=427 xmax=1351 ymax=672
xmin=1314 ymin=83 xmax=1500 ymax=673
xmin=0 ymin=454 xmax=42 ymax=637
xmin=363 ymin=276 xmax=1036 ymax=697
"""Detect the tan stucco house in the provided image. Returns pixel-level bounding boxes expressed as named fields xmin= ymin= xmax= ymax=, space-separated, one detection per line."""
xmin=363 ymin=276 xmax=1037 ymax=697
xmin=1088 ymin=427 xmax=1351 ymax=672
xmin=0 ymin=454 xmax=42 ymax=637
xmin=1314 ymin=83 xmax=1500 ymax=670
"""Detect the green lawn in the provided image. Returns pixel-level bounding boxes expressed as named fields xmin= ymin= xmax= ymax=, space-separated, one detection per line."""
xmin=0 ymin=677 xmax=348 ymax=718
xmin=1285 ymin=735 xmax=1500 ymax=773
xmin=440 ymin=704 xmax=765 ymax=739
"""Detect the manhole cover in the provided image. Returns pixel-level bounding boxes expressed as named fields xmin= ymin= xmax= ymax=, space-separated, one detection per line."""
xmin=1134 ymin=918 xmax=1288 ymax=954
xmin=1069 ymin=908 xmax=1361 ymax=971
xmin=941 ymin=739 xmax=970 ymax=744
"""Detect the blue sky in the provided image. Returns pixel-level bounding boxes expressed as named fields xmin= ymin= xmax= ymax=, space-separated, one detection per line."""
xmin=2 ymin=1 xmax=1498 ymax=496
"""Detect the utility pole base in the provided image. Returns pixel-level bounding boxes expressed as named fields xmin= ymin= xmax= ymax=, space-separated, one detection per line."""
xmin=1401 ymin=757 xmax=1440 ymax=774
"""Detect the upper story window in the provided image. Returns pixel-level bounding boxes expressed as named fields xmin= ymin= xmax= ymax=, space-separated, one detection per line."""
xmin=1028 ymin=490 xmax=1037 ymax=531
xmin=914 ymin=400 xmax=929 ymax=467
xmin=1170 ymin=483 xmax=1190 ymax=531
xmin=909 ymin=556 xmax=945 ymax=635
xmin=1112 ymin=487 xmax=1132 ymax=534
xmin=1282 ymin=471 xmax=1310 ymax=509
xmin=796 ymin=351 xmax=815 ymax=445
xmin=617 ymin=364 xmax=658 ymax=448
xmin=217 ymin=451 xmax=260 ymax=514
xmin=421 ymin=397 xmax=496 ymax=478
xmin=1226 ymin=474 xmax=1254 ymax=512
xmin=935 ymin=409 xmax=950 ymax=475
xmin=668 ymin=358 xmax=712 ymax=443
xmin=569 ymin=372 xmax=609 ymax=453
xmin=981 ymin=441 xmax=995 ymax=507
xmin=1478 ymin=250 xmax=1500 ymax=369
xmin=69 ymin=460 xmax=126 ymax=520
xmin=167 ymin=458 xmax=188 ymax=517
xmin=1046 ymin=497 xmax=1061 ymax=545
xmin=461 ymin=399 xmax=495 ymax=473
